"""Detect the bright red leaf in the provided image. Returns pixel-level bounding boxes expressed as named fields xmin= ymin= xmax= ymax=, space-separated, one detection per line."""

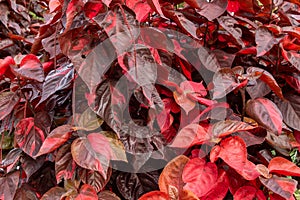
xmin=268 ymin=156 xmax=300 ymax=176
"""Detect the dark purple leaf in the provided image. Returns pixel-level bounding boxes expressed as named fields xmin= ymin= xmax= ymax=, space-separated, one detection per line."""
xmin=0 ymin=91 xmax=19 ymax=121
xmin=55 ymin=144 xmax=76 ymax=183
xmin=0 ymin=171 xmax=20 ymax=200
xmin=256 ymin=27 xmax=283 ymax=57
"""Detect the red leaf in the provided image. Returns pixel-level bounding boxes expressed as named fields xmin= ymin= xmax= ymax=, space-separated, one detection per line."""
xmin=12 ymin=54 xmax=44 ymax=82
xmin=48 ymin=0 xmax=61 ymax=13
xmin=217 ymin=136 xmax=247 ymax=169
xmin=182 ymin=158 xmax=218 ymax=197
xmin=138 ymin=191 xmax=169 ymax=200
xmin=84 ymin=1 xmax=105 ymax=19
xmin=0 ymin=56 xmax=15 ymax=77
xmin=75 ymin=184 xmax=98 ymax=200
xmin=227 ymin=0 xmax=240 ymax=12
xmin=235 ymin=159 xmax=260 ymax=180
xmin=180 ymin=81 xmax=207 ymax=97
xmin=246 ymin=98 xmax=283 ymax=135
xmin=158 ymin=155 xmax=190 ymax=195
xmin=146 ymin=0 xmax=165 ymax=18
xmin=170 ymin=124 xmax=209 ymax=148
xmin=268 ymin=157 xmax=300 ymax=176
xmin=281 ymin=45 xmax=300 ymax=72
xmin=55 ymin=144 xmax=76 ymax=183
xmin=15 ymin=118 xmax=46 ymax=158
xmin=126 ymin=0 xmax=152 ymax=22
xmin=64 ymin=0 xmax=84 ymax=33
xmin=282 ymin=73 xmax=300 ymax=94
xmin=71 ymin=134 xmax=111 ymax=179
xmin=209 ymin=120 xmax=256 ymax=138
xmin=36 ymin=124 xmax=73 ymax=157
xmin=233 ymin=186 xmax=257 ymax=200
xmin=202 ymin=170 xmax=229 ymax=200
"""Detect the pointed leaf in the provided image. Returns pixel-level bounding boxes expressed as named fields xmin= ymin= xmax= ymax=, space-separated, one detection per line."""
xmin=182 ymin=158 xmax=218 ymax=197
xmin=159 ymin=155 xmax=190 ymax=195
xmin=0 ymin=91 xmax=19 ymax=120
xmin=11 ymin=54 xmax=44 ymax=82
xmin=71 ymin=135 xmax=110 ymax=179
xmin=40 ymin=187 xmax=66 ymax=200
xmin=75 ymin=184 xmax=98 ymax=200
xmin=246 ymin=98 xmax=283 ymax=134
xmin=195 ymin=0 xmax=228 ymax=21
xmin=268 ymin=157 xmax=300 ymax=176
xmin=36 ymin=124 xmax=73 ymax=157
xmin=274 ymin=94 xmax=300 ymax=131
xmin=98 ymin=191 xmax=121 ymax=200
xmin=233 ymin=186 xmax=257 ymax=200
xmin=210 ymin=120 xmax=256 ymax=138
xmin=170 ymin=124 xmax=208 ymax=148
xmin=256 ymin=27 xmax=283 ymax=57
xmin=55 ymin=144 xmax=76 ymax=183
xmin=0 ymin=171 xmax=19 ymax=200
xmin=15 ymin=118 xmax=45 ymax=158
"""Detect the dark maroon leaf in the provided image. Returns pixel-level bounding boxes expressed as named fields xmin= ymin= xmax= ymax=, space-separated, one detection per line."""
xmin=246 ymin=67 xmax=284 ymax=100
xmin=78 ymin=167 xmax=111 ymax=193
xmin=40 ymin=187 xmax=65 ymax=200
xmin=265 ymin=131 xmax=292 ymax=156
xmin=194 ymin=0 xmax=228 ymax=21
xmin=0 ymin=91 xmax=19 ymax=120
xmin=162 ymin=3 xmax=198 ymax=38
xmin=212 ymin=68 xmax=239 ymax=99
xmin=217 ymin=16 xmax=245 ymax=48
xmin=256 ymin=27 xmax=283 ymax=57
xmin=0 ymin=148 xmax=22 ymax=170
xmin=15 ymin=117 xmax=46 ymax=158
xmin=98 ymin=190 xmax=121 ymax=200
xmin=246 ymin=98 xmax=283 ymax=135
xmin=210 ymin=120 xmax=256 ymax=138
xmin=274 ymin=93 xmax=300 ymax=131
xmin=13 ymin=184 xmax=38 ymax=200
xmin=0 ymin=171 xmax=20 ymax=200
xmin=38 ymin=63 xmax=74 ymax=105
xmin=20 ymin=155 xmax=45 ymax=181
xmin=259 ymin=176 xmax=296 ymax=199
xmin=198 ymin=47 xmax=221 ymax=72
xmin=55 ymin=144 xmax=76 ymax=183
xmin=116 ymin=171 xmax=160 ymax=200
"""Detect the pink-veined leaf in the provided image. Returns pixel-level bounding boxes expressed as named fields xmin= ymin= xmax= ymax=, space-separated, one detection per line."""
xmin=246 ymin=98 xmax=283 ymax=135
xmin=71 ymin=133 xmax=113 ymax=179
xmin=15 ymin=117 xmax=46 ymax=158
xmin=75 ymin=184 xmax=98 ymax=200
xmin=55 ymin=144 xmax=77 ymax=183
xmin=209 ymin=120 xmax=256 ymax=138
xmin=36 ymin=124 xmax=73 ymax=157
xmin=247 ymin=67 xmax=285 ymax=100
